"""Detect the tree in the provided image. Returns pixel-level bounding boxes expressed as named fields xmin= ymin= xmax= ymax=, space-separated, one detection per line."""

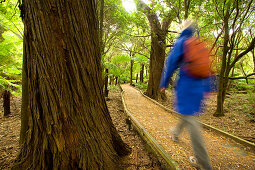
xmin=100 ymin=0 xmax=129 ymax=58
xmin=134 ymin=0 xmax=204 ymax=99
xmin=135 ymin=0 xmax=174 ymax=99
xmin=213 ymin=0 xmax=255 ymax=116
xmin=14 ymin=0 xmax=130 ymax=169
xmin=105 ymin=54 xmax=130 ymax=84
xmin=0 ymin=0 xmax=23 ymax=118
xmin=99 ymin=0 xmax=130 ymax=94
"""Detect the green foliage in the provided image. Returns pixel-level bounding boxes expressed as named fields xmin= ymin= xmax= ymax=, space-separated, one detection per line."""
xmin=111 ymin=54 xmax=130 ymax=63
xmin=108 ymin=84 xmax=119 ymax=91
xmin=0 ymin=0 xmax=23 ymax=96
xmin=134 ymin=54 xmax=148 ymax=64
xmin=0 ymin=0 xmax=23 ymax=39
xmin=133 ymin=82 xmax=148 ymax=90
xmin=243 ymin=91 xmax=255 ymax=122
xmin=130 ymin=12 xmax=149 ymax=32
xmin=104 ymin=54 xmax=130 ymax=83
xmin=0 ymin=32 xmax=23 ymax=95
xmin=231 ymin=79 xmax=255 ymax=91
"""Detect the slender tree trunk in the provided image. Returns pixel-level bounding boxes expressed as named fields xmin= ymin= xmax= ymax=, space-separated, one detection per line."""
xmin=130 ymin=59 xmax=134 ymax=85
xmin=227 ymin=67 xmax=235 ymax=91
xmin=110 ymin=76 xmax=114 ymax=85
xmin=240 ymin=63 xmax=249 ymax=84
xmin=3 ymin=90 xmax=11 ymax=117
xmin=214 ymin=10 xmax=230 ymax=117
xmin=99 ymin=0 xmax=104 ymax=57
xmin=145 ymin=66 xmax=148 ymax=78
xmin=14 ymin=1 xmax=130 ymax=169
xmin=216 ymin=71 xmax=230 ymax=117
xmin=104 ymin=68 xmax=109 ymax=97
xmin=0 ymin=25 xmax=5 ymax=42
xmin=140 ymin=63 xmax=144 ymax=83
xmin=20 ymin=40 xmax=29 ymax=144
xmin=136 ymin=73 xmax=138 ymax=83
xmin=115 ymin=76 xmax=118 ymax=85
xmin=252 ymin=49 xmax=255 ymax=72
xmin=184 ymin=0 xmax=191 ymax=20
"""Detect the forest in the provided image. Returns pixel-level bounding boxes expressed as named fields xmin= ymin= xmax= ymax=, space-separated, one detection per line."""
xmin=0 ymin=0 xmax=255 ymax=169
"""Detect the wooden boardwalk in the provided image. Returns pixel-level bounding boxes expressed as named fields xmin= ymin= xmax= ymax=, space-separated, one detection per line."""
xmin=121 ymin=84 xmax=255 ymax=169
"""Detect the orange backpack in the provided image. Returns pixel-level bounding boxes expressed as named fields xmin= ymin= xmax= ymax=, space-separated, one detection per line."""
xmin=183 ymin=37 xmax=212 ymax=78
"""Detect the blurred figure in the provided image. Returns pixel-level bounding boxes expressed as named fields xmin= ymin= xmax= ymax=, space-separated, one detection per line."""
xmin=160 ymin=20 xmax=212 ymax=170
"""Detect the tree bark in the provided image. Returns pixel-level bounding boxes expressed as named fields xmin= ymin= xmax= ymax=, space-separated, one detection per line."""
xmin=184 ymin=0 xmax=191 ymax=19
xmin=99 ymin=0 xmax=104 ymax=57
xmin=104 ymin=68 xmax=109 ymax=97
xmin=130 ymin=59 xmax=134 ymax=85
xmin=115 ymin=76 xmax=118 ymax=85
xmin=252 ymin=49 xmax=255 ymax=72
xmin=214 ymin=1 xmax=255 ymax=117
xmin=3 ymin=90 xmax=11 ymax=117
xmin=215 ymin=9 xmax=230 ymax=117
xmin=14 ymin=0 xmax=130 ymax=169
xmin=140 ymin=63 xmax=144 ymax=83
xmin=137 ymin=0 xmax=173 ymax=99
xmin=146 ymin=32 xmax=166 ymax=99
xmin=20 ymin=39 xmax=29 ymax=144
xmin=110 ymin=76 xmax=114 ymax=85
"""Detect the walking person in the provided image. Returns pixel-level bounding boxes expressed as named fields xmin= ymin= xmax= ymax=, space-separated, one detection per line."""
xmin=160 ymin=20 xmax=212 ymax=170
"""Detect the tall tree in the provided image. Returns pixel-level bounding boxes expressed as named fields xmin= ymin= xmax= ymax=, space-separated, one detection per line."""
xmin=14 ymin=0 xmax=130 ymax=169
xmin=213 ymin=0 xmax=255 ymax=116
xmin=136 ymin=0 xmax=174 ymax=99
xmin=0 ymin=0 xmax=23 ymax=122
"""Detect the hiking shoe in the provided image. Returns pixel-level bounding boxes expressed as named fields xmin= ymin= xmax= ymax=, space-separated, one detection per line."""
xmin=172 ymin=134 xmax=179 ymax=142
xmin=169 ymin=128 xmax=179 ymax=142
xmin=188 ymin=156 xmax=200 ymax=168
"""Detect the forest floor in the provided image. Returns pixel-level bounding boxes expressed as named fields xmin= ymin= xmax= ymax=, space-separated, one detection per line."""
xmin=0 ymin=85 xmax=255 ymax=169
xmin=0 ymin=90 xmax=162 ymax=169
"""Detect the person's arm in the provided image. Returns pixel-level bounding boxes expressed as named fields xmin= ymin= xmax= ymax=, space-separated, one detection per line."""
xmin=160 ymin=38 xmax=184 ymax=89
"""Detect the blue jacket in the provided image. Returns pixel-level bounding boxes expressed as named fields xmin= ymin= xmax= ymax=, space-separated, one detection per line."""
xmin=160 ymin=27 xmax=210 ymax=115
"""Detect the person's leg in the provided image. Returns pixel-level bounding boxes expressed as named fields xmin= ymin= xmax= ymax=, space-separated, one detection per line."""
xmin=171 ymin=116 xmax=186 ymax=142
xmin=184 ymin=115 xmax=212 ymax=170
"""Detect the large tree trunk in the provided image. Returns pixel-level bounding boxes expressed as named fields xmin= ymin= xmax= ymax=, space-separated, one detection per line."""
xmin=3 ymin=90 xmax=11 ymax=117
xmin=146 ymin=34 xmax=166 ymax=99
xmin=14 ymin=1 xmax=130 ymax=169
xmin=137 ymin=0 xmax=173 ymax=100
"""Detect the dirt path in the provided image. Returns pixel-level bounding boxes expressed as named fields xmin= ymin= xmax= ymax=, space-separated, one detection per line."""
xmin=121 ymin=84 xmax=255 ymax=169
